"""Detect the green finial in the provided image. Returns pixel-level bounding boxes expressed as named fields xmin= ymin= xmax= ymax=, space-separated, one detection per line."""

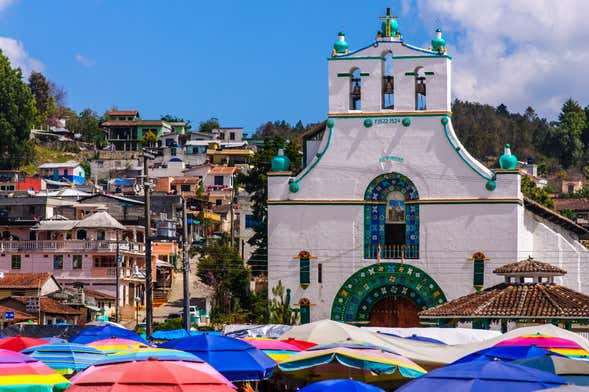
xmin=499 ymin=143 xmax=518 ymax=170
xmin=379 ymin=7 xmax=398 ymax=38
xmin=333 ymin=32 xmax=349 ymax=55
xmin=271 ymin=148 xmax=291 ymax=172
xmin=431 ymin=28 xmax=446 ymax=52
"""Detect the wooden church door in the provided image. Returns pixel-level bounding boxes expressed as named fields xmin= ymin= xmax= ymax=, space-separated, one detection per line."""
xmin=369 ymin=296 xmax=421 ymax=327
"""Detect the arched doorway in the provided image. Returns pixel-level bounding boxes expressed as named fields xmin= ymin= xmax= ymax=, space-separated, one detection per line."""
xmin=331 ymin=263 xmax=447 ymax=324
xmin=369 ymin=296 xmax=420 ymax=327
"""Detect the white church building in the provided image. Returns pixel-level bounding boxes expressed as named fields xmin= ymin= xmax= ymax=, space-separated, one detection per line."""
xmin=267 ymin=9 xmax=589 ymax=327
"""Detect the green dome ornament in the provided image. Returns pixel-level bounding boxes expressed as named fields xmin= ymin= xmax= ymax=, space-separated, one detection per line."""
xmin=332 ymin=32 xmax=349 ymax=55
xmin=381 ymin=18 xmax=399 ymax=37
xmin=431 ymin=28 xmax=446 ymax=53
xmin=499 ymin=144 xmax=518 ymax=170
xmin=271 ymin=148 xmax=291 ymax=172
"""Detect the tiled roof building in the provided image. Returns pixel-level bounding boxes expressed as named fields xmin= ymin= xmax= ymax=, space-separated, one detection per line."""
xmin=419 ymin=257 xmax=589 ymax=331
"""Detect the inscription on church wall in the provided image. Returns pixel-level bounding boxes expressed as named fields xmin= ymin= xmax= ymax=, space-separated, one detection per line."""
xmin=374 ymin=118 xmax=401 ymax=125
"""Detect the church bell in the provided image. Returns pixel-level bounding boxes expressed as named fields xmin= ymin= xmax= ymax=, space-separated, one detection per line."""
xmin=383 ymin=76 xmax=394 ymax=94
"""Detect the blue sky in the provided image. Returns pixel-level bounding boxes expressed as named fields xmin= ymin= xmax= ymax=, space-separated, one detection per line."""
xmin=1 ymin=0 xmax=587 ymax=132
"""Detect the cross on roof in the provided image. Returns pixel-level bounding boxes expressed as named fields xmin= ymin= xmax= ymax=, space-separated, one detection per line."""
xmin=378 ymin=7 xmax=398 ymax=37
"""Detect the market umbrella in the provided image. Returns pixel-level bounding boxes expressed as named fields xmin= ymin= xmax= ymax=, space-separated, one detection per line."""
xmin=279 ymin=319 xmax=385 ymax=346
xmin=280 ymin=338 xmax=317 ymax=350
xmin=241 ymin=338 xmax=301 ymax=362
xmin=87 ymin=338 xmax=150 ymax=354
xmin=107 ymin=347 xmax=203 ymax=362
xmin=0 ymin=348 xmax=71 ymax=391
xmin=278 ymin=341 xmax=426 ymax=385
xmin=22 ymin=343 xmax=106 ymax=375
xmin=41 ymin=338 xmax=67 ymax=344
xmin=396 ymin=360 xmax=567 ymax=392
xmin=453 ymin=345 xmax=559 ymax=364
xmin=0 ymin=335 xmax=49 ymax=351
xmin=514 ymin=354 xmax=589 ymax=386
xmin=160 ymin=334 xmax=275 ymax=381
xmin=495 ymin=334 xmax=589 ymax=359
xmin=67 ymin=357 xmax=235 ymax=391
xmin=70 ymin=325 xmax=147 ymax=345
xmin=541 ymin=386 xmax=589 ymax=392
xmin=299 ymin=379 xmax=384 ymax=392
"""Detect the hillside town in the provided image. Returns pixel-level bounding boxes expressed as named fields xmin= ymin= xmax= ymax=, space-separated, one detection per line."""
xmin=1 ymin=4 xmax=589 ymax=392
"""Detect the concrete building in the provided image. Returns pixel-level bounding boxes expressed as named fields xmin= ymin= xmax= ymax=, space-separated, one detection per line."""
xmin=38 ymin=161 xmax=85 ymax=185
xmin=267 ymin=9 xmax=589 ymax=326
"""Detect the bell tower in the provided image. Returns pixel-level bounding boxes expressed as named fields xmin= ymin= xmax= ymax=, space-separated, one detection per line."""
xmin=327 ymin=9 xmax=451 ymax=114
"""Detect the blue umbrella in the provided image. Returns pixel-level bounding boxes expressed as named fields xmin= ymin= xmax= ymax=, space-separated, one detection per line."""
xmin=22 ymin=343 xmax=106 ymax=374
xmin=70 ymin=325 xmax=148 ymax=345
xmin=94 ymin=348 xmax=203 ymax=365
xmin=378 ymin=331 xmax=446 ymax=345
xmin=41 ymin=337 xmax=67 ymax=344
xmin=150 ymin=329 xmax=192 ymax=341
xmin=514 ymin=355 xmax=589 ymax=386
xmin=159 ymin=333 xmax=275 ymax=381
xmin=397 ymin=360 xmax=567 ymax=392
xmin=300 ymin=379 xmax=384 ymax=392
xmin=453 ymin=345 xmax=560 ymax=364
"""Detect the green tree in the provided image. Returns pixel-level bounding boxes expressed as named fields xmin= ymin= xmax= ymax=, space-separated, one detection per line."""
xmin=196 ymin=240 xmax=251 ymax=318
xmin=161 ymin=114 xmax=191 ymax=130
xmin=198 ymin=117 xmax=220 ymax=133
xmin=269 ymin=280 xmax=298 ymax=325
xmin=521 ymin=175 xmax=555 ymax=209
xmin=559 ymin=208 xmax=578 ymax=221
xmin=140 ymin=130 xmax=158 ymax=147
xmin=28 ymin=71 xmax=55 ymax=127
xmin=67 ymin=109 xmax=105 ymax=147
xmin=237 ymin=137 xmax=301 ymax=275
xmin=548 ymin=99 xmax=586 ymax=168
xmin=0 ymin=50 xmax=37 ymax=170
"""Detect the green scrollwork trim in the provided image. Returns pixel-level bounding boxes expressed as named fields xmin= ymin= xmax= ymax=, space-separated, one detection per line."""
xmin=331 ymin=263 xmax=447 ymax=323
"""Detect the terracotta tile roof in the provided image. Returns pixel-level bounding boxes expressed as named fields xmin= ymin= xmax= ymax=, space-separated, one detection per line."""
xmin=209 ymin=166 xmax=237 ymax=175
xmin=83 ymin=288 xmax=115 ymax=301
xmin=493 ymin=257 xmax=566 ymax=275
xmin=0 ymin=273 xmax=52 ymax=289
xmin=171 ymin=176 xmax=200 ymax=184
xmin=106 ymin=110 xmax=139 ymax=116
xmin=12 ymin=296 xmax=81 ymax=315
xmin=419 ymin=283 xmax=589 ymax=319
xmin=101 ymin=120 xmax=163 ymax=127
xmin=554 ymin=198 xmax=589 ymax=211
xmin=524 ymin=197 xmax=588 ymax=235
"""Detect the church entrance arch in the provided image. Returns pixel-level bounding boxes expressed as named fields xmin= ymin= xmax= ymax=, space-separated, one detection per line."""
xmin=331 ymin=263 xmax=447 ymax=326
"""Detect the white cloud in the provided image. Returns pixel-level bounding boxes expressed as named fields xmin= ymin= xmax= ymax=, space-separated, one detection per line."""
xmin=0 ymin=0 xmax=15 ymax=12
xmin=418 ymin=0 xmax=589 ymax=117
xmin=0 ymin=36 xmax=44 ymax=75
xmin=75 ymin=53 xmax=95 ymax=67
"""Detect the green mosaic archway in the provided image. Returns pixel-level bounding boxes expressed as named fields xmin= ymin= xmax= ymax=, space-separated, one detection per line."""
xmin=331 ymin=263 xmax=447 ymax=323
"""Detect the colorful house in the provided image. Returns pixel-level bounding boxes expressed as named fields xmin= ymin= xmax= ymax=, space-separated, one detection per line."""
xmin=0 ymin=171 xmax=46 ymax=193
xmin=38 ymin=161 xmax=85 ymax=185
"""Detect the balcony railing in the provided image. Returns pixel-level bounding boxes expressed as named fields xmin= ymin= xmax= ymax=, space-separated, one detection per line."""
xmin=364 ymin=245 xmax=419 ymax=259
xmin=0 ymin=240 xmax=143 ymax=253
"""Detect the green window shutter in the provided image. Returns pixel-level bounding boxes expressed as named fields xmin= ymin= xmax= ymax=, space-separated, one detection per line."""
xmin=300 ymin=303 xmax=310 ymax=324
xmin=473 ymin=259 xmax=484 ymax=287
xmin=300 ymin=258 xmax=310 ymax=287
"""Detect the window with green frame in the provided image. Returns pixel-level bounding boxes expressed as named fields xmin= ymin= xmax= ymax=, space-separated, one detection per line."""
xmin=472 ymin=252 xmax=488 ymax=289
xmin=299 ymin=298 xmax=311 ymax=324
xmin=296 ymin=250 xmax=313 ymax=289
xmin=11 ymin=255 xmax=21 ymax=270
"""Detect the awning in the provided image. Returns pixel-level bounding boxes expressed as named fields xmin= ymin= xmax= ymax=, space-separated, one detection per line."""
xmin=156 ymin=260 xmax=174 ymax=268
xmin=84 ymin=305 xmax=101 ymax=312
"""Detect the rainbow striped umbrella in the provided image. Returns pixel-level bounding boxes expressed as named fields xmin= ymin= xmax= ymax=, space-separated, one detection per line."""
xmin=22 ymin=343 xmax=106 ymax=375
xmin=87 ymin=338 xmax=150 ymax=354
xmin=278 ymin=341 xmax=426 ymax=383
xmin=0 ymin=348 xmax=70 ymax=391
xmin=495 ymin=334 xmax=589 ymax=359
xmin=241 ymin=338 xmax=301 ymax=362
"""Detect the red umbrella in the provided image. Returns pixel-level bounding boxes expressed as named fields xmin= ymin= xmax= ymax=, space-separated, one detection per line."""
xmin=68 ymin=357 xmax=236 ymax=391
xmin=0 ymin=336 xmax=49 ymax=351
xmin=280 ymin=338 xmax=317 ymax=351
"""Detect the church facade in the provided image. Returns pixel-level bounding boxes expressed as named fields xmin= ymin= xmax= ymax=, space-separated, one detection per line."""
xmin=267 ymin=9 xmax=589 ymax=326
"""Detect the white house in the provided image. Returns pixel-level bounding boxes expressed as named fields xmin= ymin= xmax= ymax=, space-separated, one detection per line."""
xmin=267 ymin=8 xmax=589 ymax=326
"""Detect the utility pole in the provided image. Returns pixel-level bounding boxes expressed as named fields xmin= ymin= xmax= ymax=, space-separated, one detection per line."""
xmin=115 ymin=229 xmax=120 ymax=323
xmin=182 ymin=197 xmax=190 ymax=332
xmin=142 ymin=150 xmax=155 ymax=337
xmin=230 ymin=174 xmax=235 ymax=248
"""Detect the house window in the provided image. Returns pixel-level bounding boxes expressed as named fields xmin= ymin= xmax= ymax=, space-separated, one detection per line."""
xmin=53 ymin=255 xmax=63 ymax=270
xmin=229 ymin=132 xmax=235 ymax=141
xmin=11 ymin=255 xmax=21 ymax=270
xmin=318 ymin=263 xmax=322 ymax=283
xmin=350 ymin=68 xmax=362 ymax=110
xmin=297 ymin=251 xmax=311 ymax=288
xmin=180 ymin=184 xmax=191 ymax=192
xmin=472 ymin=252 xmax=488 ymax=289
xmin=382 ymin=52 xmax=394 ymax=109
xmin=299 ymin=298 xmax=311 ymax=324
xmin=214 ymin=176 xmax=224 ymax=186
xmin=245 ymin=214 xmax=256 ymax=228
xmin=215 ymin=199 xmax=222 ymax=206
xmin=63 ymin=169 xmax=69 ymax=177
xmin=73 ymin=255 xmax=83 ymax=269
xmin=364 ymin=173 xmax=419 ymax=259
xmin=171 ymin=147 xmax=176 ymax=156
xmin=97 ymin=230 xmax=105 ymax=241
xmin=415 ymin=67 xmax=427 ymax=110
xmin=77 ymin=230 xmax=87 ymax=240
